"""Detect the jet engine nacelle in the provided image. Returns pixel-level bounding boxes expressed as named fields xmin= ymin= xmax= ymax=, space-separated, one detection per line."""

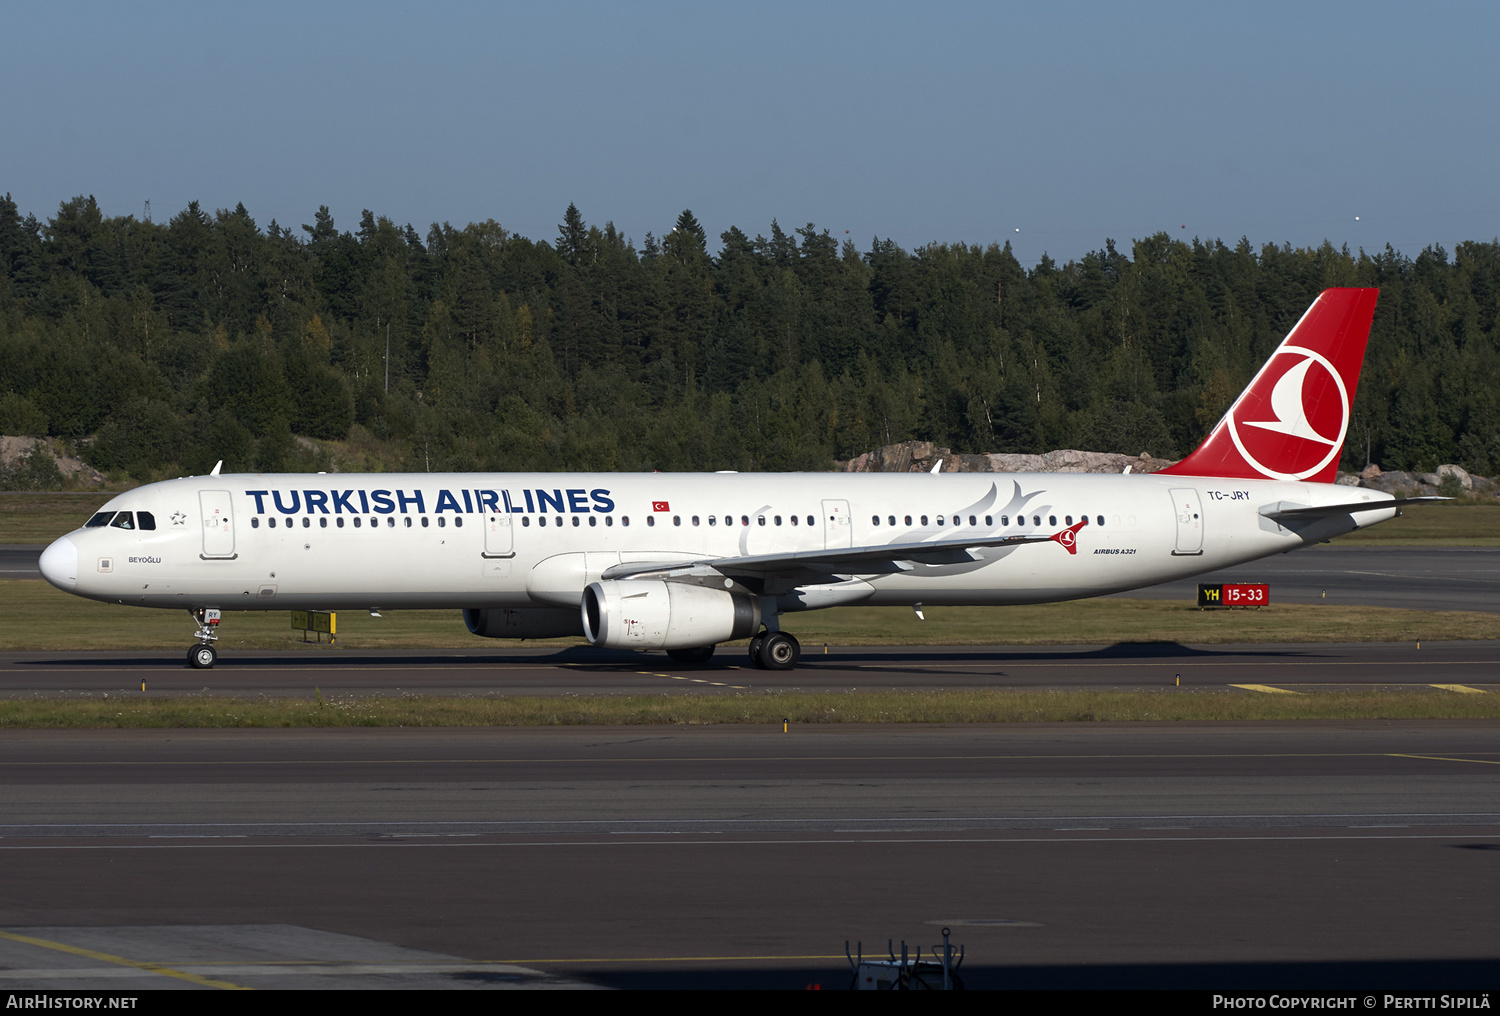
xmin=463 ymin=606 xmax=584 ymax=639
xmin=581 ymin=579 xmax=760 ymax=650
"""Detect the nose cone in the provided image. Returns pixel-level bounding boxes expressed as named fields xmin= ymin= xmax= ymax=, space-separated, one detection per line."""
xmin=38 ymin=537 xmax=78 ymax=592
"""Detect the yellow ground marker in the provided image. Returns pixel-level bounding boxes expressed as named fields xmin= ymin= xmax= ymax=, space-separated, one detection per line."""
xmin=1230 ymin=684 xmax=1301 ymax=695
xmin=0 ymin=929 xmax=251 ymax=989
xmin=1430 ymin=684 xmax=1487 ymax=694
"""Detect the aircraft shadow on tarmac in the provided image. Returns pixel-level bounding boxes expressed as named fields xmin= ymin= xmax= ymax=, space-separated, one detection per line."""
xmin=17 ymin=641 xmax=1323 ymax=671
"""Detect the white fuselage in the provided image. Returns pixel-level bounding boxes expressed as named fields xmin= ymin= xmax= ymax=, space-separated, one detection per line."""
xmin=40 ymin=471 xmax=1396 ymax=614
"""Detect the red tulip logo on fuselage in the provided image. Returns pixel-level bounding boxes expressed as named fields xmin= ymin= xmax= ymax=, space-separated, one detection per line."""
xmin=1228 ymin=347 xmax=1348 ymax=480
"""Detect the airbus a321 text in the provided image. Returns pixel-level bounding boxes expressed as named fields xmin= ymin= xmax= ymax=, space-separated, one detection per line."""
xmin=38 ymin=288 xmax=1429 ymax=671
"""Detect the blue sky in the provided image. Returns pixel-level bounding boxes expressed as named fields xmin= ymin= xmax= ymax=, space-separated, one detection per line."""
xmin=4 ymin=1 xmax=1496 ymax=266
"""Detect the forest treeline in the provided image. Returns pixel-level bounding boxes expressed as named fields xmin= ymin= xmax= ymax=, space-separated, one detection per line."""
xmin=1 ymin=193 xmax=1498 ymax=482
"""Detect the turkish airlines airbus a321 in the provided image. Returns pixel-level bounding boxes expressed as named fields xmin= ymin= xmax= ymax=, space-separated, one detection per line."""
xmin=38 ymin=288 xmax=1424 ymax=671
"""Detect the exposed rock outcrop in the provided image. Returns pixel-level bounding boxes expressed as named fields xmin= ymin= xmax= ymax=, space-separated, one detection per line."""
xmin=839 ymin=441 xmax=1175 ymax=475
xmin=837 ymin=440 xmax=1498 ymax=501
xmin=0 ymin=436 xmax=106 ymax=487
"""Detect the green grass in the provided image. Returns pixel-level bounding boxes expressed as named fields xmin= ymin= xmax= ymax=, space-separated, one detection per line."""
xmin=3 ymin=688 xmax=1498 ymax=728
xmin=1 ymin=492 xmax=116 ymax=542
xmin=2 ymin=579 xmax=1497 ymax=652
xmin=1336 ymin=503 xmax=1500 ymax=545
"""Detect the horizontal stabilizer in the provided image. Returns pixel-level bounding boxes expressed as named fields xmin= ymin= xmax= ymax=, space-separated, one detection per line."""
xmin=1258 ymin=497 xmax=1446 ymax=521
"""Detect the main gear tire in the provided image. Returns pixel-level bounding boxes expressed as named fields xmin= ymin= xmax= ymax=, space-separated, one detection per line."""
xmin=757 ymin=631 xmax=801 ymax=671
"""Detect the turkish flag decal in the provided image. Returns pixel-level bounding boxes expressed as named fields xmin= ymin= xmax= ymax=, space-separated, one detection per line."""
xmin=652 ymin=501 xmax=670 ymax=512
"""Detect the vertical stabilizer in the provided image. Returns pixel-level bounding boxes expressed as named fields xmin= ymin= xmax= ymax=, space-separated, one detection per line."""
xmin=1159 ymin=287 xmax=1378 ymax=483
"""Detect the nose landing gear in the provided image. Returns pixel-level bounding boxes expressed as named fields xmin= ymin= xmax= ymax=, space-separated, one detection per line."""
xmin=187 ymin=608 xmax=221 ymax=669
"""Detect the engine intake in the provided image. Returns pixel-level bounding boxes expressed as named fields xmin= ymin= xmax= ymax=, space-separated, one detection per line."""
xmin=581 ymin=580 xmax=759 ymax=650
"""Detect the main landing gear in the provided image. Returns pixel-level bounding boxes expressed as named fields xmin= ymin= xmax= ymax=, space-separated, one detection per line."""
xmin=747 ymin=630 xmax=801 ymax=670
xmin=663 ymin=625 xmax=803 ymax=672
xmin=187 ymin=607 xmax=221 ymax=669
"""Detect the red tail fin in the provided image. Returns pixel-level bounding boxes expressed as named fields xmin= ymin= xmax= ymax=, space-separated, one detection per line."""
xmin=1159 ymin=288 xmax=1377 ymax=483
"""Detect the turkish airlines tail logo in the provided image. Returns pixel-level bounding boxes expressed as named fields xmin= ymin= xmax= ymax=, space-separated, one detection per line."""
xmin=1160 ymin=288 xmax=1378 ymax=483
xmin=1050 ymin=518 xmax=1088 ymax=555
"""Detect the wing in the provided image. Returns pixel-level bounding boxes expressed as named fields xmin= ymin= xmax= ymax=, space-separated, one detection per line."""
xmin=599 ymin=519 xmax=1090 ymax=582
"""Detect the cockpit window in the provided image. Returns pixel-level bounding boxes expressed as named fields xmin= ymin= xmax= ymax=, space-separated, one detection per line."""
xmin=136 ymin=511 xmax=156 ymax=531
xmin=85 ymin=512 xmax=116 ymax=528
xmin=109 ymin=512 xmax=135 ymax=530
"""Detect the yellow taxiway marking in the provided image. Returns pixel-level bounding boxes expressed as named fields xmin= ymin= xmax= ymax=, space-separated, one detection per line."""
xmin=0 ymin=930 xmax=250 ymax=990
xmin=1229 ymin=684 xmax=1300 ymax=695
xmin=1388 ymin=753 xmax=1500 ymax=767
xmin=1430 ymin=684 xmax=1487 ymax=694
xmin=639 ymin=671 xmax=746 ymax=690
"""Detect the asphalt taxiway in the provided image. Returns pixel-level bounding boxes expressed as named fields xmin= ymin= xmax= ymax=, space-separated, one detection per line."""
xmin=0 ymin=724 xmax=1496 ymax=990
xmin=3 ymin=541 xmax=1497 ymax=990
